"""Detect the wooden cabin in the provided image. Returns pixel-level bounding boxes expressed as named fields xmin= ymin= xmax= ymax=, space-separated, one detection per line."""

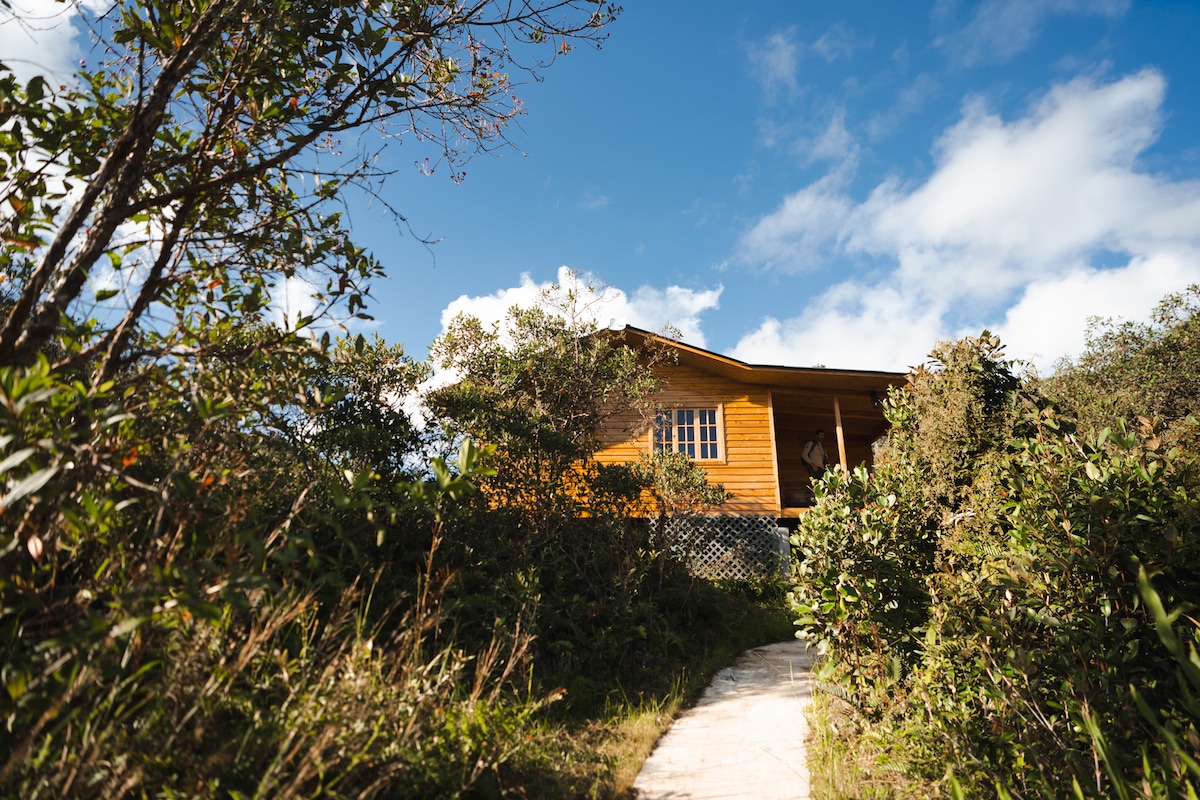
xmin=595 ymin=327 xmax=907 ymax=521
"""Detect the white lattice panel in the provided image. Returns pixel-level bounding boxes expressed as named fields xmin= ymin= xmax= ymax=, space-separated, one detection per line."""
xmin=651 ymin=515 xmax=790 ymax=580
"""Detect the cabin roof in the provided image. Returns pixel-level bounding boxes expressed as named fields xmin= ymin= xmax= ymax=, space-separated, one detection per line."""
xmin=609 ymin=325 xmax=907 ymax=395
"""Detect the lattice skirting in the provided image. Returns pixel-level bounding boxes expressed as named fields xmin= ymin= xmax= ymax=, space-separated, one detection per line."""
xmin=650 ymin=515 xmax=791 ymax=581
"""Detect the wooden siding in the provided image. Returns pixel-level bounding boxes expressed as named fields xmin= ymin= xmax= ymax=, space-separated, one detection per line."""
xmin=595 ymin=364 xmax=780 ymax=516
xmin=591 ymin=327 xmax=903 ymax=518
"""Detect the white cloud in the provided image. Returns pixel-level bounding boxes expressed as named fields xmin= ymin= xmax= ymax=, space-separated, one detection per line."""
xmin=272 ymin=273 xmax=324 ymax=330
xmin=747 ymin=23 xmax=866 ymax=101
xmin=731 ymin=282 xmax=947 ymax=371
xmin=811 ymin=23 xmax=858 ymax=63
xmin=993 ymin=250 xmax=1200 ymax=369
xmin=579 ymin=190 xmax=611 ymax=210
xmin=625 ymin=283 xmax=723 ymax=344
xmin=748 ymin=28 xmax=799 ymax=99
xmin=439 ymin=272 xmax=544 ymax=333
xmin=420 ymin=266 xmax=724 ymax=420
xmin=944 ymin=0 xmax=1130 ymax=66
xmin=805 ymin=108 xmax=855 ymax=165
xmin=735 ymin=163 xmax=856 ymax=272
xmin=852 ymin=70 xmax=1193 ymax=295
xmin=0 ymin=0 xmax=102 ymax=85
xmin=732 ymin=69 xmax=1200 ymax=372
xmin=438 ymin=265 xmax=722 ymax=347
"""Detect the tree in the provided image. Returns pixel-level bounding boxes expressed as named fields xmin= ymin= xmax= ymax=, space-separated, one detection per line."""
xmin=0 ymin=0 xmax=619 ymax=375
xmin=1046 ymin=284 xmax=1200 ymax=454
xmin=792 ymin=326 xmax=1200 ymax=798
xmin=0 ymin=3 xmax=623 ymax=793
xmin=427 ymin=286 xmax=664 ymax=517
xmin=0 ymin=0 xmax=623 ymax=625
xmin=792 ymin=334 xmax=1024 ymax=693
xmin=631 ymin=449 xmax=731 ymax=519
xmin=301 ymin=334 xmax=428 ymax=484
xmin=0 ymin=0 xmax=622 ymax=561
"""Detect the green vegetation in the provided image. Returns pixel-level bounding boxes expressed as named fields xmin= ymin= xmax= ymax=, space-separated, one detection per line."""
xmin=13 ymin=3 xmax=1195 ymax=796
xmin=792 ymin=288 xmax=1200 ymax=798
xmin=0 ymin=2 xmax=792 ymax=797
xmin=0 ymin=300 xmax=789 ymax=798
xmin=0 ymin=276 xmax=789 ymax=797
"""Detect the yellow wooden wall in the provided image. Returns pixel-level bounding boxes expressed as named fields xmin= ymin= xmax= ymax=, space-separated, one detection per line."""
xmin=594 ymin=364 xmax=780 ymax=516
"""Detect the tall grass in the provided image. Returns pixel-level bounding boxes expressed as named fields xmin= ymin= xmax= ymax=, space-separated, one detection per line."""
xmin=4 ymin=558 xmax=555 ymax=799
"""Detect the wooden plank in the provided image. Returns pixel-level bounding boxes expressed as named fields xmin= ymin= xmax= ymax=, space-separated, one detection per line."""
xmin=710 ymin=479 xmax=776 ymax=489
xmin=726 ymin=414 xmax=770 ymax=425
xmin=724 ymin=435 xmax=773 ymax=444
xmin=771 ymin=386 xmax=897 ymax=401
xmin=715 ymin=474 xmax=772 ymax=489
xmin=722 ymin=491 xmax=777 ymax=501
xmin=712 ymin=472 xmax=777 ymax=482
xmin=707 ymin=473 xmax=776 ymax=484
xmin=834 ymin=396 xmax=847 ymax=470
xmin=773 ymin=407 xmax=884 ymax=422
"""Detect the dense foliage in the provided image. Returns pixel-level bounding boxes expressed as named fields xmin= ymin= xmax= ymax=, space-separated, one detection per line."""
xmin=0 ymin=2 xmax=794 ymax=797
xmin=429 ymin=299 xmax=664 ymax=517
xmin=792 ymin=297 xmax=1200 ymax=798
xmin=426 ymin=294 xmax=745 ymax=712
xmin=1048 ymin=287 xmax=1200 ymax=455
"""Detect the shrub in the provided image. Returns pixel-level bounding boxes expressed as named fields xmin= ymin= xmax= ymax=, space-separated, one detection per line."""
xmin=794 ymin=319 xmax=1200 ymax=799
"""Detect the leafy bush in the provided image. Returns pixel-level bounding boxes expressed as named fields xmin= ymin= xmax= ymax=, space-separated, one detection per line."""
xmin=793 ymin=319 xmax=1200 ymax=798
xmin=0 ymin=0 xmax=790 ymax=795
xmin=792 ymin=335 xmax=1022 ymax=698
xmin=1047 ymin=285 xmax=1200 ymax=455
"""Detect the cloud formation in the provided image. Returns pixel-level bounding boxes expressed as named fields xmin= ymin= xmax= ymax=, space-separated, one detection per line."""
xmin=803 ymin=108 xmax=856 ymax=165
xmin=731 ymin=69 xmax=1200 ymax=372
xmin=811 ymin=22 xmax=859 ymax=63
xmin=438 ymin=265 xmax=722 ymax=347
xmin=746 ymin=23 xmax=868 ymax=100
xmin=734 ymin=166 xmax=854 ymax=272
xmin=941 ymin=0 xmax=1130 ymax=66
xmin=747 ymin=27 xmax=800 ymax=99
xmin=0 ymin=0 xmax=101 ymax=84
xmin=578 ymin=191 xmax=611 ymax=210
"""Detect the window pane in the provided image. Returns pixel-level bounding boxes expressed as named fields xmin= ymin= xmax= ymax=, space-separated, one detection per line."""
xmin=653 ymin=407 xmax=719 ymax=460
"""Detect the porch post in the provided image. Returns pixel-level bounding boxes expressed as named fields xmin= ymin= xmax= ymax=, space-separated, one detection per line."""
xmin=833 ymin=396 xmax=848 ymax=470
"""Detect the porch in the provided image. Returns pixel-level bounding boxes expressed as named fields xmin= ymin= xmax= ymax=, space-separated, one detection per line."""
xmin=771 ymin=385 xmax=892 ymax=520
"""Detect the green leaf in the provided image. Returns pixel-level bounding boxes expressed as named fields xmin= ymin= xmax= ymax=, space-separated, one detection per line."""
xmin=4 ymin=670 xmax=29 ymax=701
xmin=108 ymin=616 xmax=146 ymax=638
xmin=0 ymin=446 xmax=37 ymax=475
xmin=1 ymin=463 xmax=58 ymax=507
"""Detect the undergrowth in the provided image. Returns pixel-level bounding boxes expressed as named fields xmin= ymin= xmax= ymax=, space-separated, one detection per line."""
xmin=794 ymin=308 xmax=1200 ymax=799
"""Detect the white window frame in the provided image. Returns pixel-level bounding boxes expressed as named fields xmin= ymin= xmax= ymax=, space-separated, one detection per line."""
xmin=652 ymin=406 xmax=724 ymax=462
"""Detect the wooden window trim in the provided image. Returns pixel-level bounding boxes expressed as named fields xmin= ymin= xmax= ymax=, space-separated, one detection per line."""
xmin=650 ymin=404 xmax=726 ymax=464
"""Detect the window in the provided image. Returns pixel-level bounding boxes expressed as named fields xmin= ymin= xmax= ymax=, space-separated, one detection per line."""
xmin=654 ymin=407 xmax=721 ymax=460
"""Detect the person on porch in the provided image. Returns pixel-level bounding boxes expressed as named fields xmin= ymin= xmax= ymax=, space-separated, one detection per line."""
xmin=802 ymin=429 xmax=829 ymax=480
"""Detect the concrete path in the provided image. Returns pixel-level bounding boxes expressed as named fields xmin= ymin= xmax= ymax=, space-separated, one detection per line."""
xmin=633 ymin=639 xmax=816 ymax=800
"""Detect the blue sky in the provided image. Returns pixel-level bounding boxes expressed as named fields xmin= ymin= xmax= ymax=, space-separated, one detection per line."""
xmin=5 ymin=0 xmax=1200 ymax=372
